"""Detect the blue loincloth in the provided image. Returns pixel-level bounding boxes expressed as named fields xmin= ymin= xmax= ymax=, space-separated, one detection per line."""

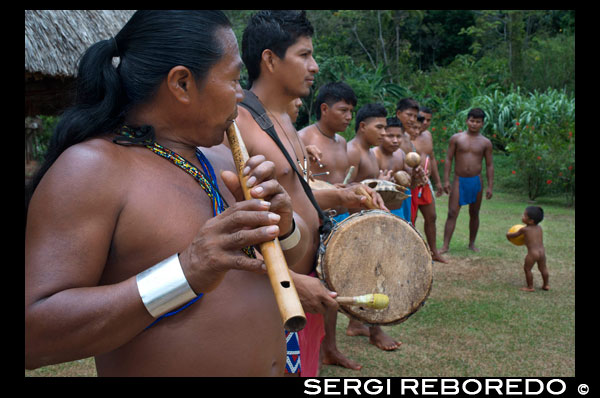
xmin=458 ymin=176 xmax=482 ymax=206
xmin=332 ymin=212 xmax=350 ymax=224
xmin=391 ymin=187 xmax=412 ymax=224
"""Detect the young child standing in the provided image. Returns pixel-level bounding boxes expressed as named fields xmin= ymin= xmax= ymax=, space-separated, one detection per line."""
xmin=507 ymin=206 xmax=550 ymax=292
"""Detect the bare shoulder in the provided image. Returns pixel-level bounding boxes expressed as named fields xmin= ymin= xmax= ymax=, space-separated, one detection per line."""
xmin=336 ymin=134 xmax=348 ymax=145
xmin=235 ymin=106 xmax=270 ymax=153
xmin=418 ymin=130 xmax=434 ymax=143
xmin=450 ymin=131 xmax=465 ymax=141
xmin=30 ymin=136 xmax=133 ymax=215
xmin=43 ymin=136 xmax=128 ymax=191
xmin=346 ymin=138 xmax=360 ymax=158
xmin=480 ymin=134 xmax=493 ymax=146
xmin=297 ymin=124 xmax=316 ymax=139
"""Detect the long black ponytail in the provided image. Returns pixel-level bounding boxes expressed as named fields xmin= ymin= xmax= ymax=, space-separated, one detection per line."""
xmin=26 ymin=10 xmax=232 ymax=215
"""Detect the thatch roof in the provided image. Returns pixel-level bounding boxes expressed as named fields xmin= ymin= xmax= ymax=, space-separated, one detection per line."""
xmin=25 ymin=10 xmax=135 ymax=79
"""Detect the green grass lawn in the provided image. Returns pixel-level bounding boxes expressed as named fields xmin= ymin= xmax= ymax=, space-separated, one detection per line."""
xmin=25 ymin=192 xmax=575 ymax=377
xmin=319 ymin=192 xmax=575 ymax=377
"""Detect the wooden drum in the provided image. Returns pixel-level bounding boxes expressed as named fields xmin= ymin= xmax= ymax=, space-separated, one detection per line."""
xmin=317 ymin=210 xmax=432 ymax=326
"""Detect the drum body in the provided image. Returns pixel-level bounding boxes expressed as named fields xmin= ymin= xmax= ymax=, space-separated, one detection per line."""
xmin=317 ymin=210 xmax=432 ymax=326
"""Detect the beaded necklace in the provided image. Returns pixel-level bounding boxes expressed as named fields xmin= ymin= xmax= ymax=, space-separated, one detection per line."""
xmin=114 ymin=125 xmax=256 ymax=327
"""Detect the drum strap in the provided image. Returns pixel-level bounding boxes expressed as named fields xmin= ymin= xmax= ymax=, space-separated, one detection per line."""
xmin=239 ymin=90 xmax=334 ymax=238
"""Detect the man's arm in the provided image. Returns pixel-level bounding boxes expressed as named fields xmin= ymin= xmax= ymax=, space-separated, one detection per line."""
xmin=25 ymin=143 xmax=156 ymax=369
xmin=443 ymin=135 xmax=457 ymax=193
xmin=345 ymin=143 xmax=361 ymax=183
xmin=484 ymin=139 xmax=494 ymax=199
xmin=25 ymin=141 xmax=289 ymax=369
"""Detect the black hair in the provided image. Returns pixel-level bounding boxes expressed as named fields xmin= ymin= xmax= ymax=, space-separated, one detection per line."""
xmin=26 ymin=10 xmax=232 ymax=212
xmin=355 ymin=103 xmax=387 ymax=133
xmin=242 ymin=10 xmax=314 ymax=87
xmin=396 ymin=97 xmax=419 ymax=112
xmin=526 ymin=206 xmax=544 ymax=224
xmin=417 ymin=114 xmax=425 ymax=123
xmin=419 ymin=105 xmax=433 ymax=114
xmin=467 ymin=107 xmax=486 ymax=120
xmin=314 ymin=81 xmax=357 ymax=120
xmin=386 ymin=116 xmax=402 ymax=129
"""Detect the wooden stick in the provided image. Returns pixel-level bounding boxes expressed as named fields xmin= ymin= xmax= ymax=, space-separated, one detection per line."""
xmin=226 ymin=121 xmax=306 ymax=332
xmin=343 ymin=166 xmax=355 ymax=184
xmin=336 ymin=293 xmax=389 ymax=309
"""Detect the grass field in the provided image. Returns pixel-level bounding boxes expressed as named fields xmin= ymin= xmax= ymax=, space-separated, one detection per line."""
xmin=319 ymin=192 xmax=575 ymax=377
xmin=25 ymin=191 xmax=575 ymax=377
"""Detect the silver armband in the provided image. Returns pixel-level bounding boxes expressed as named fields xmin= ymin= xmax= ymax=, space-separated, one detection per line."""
xmin=279 ymin=218 xmax=301 ymax=251
xmin=136 ymin=254 xmax=197 ymax=318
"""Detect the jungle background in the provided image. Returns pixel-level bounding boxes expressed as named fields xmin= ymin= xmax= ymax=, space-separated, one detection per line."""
xmin=25 ymin=10 xmax=576 ymax=378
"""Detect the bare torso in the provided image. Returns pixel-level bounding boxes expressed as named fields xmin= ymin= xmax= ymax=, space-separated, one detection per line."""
xmin=450 ymin=132 xmax=491 ymax=178
xmin=347 ymin=139 xmax=380 ymax=182
xmin=413 ymin=131 xmax=434 ymax=171
xmin=298 ymin=124 xmax=351 ymax=184
xmin=373 ymin=146 xmax=405 ymax=174
xmin=235 ymin=107 xmax=320 ymax=275
xmin=90 ymin=139 xmax=285 ymax=376
xmin=522 ymin=224 xmax=545 ymax=258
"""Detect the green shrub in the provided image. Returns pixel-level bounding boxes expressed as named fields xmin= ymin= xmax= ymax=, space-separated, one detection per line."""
xmin=505 ymin=121 xmax=574 ymax=204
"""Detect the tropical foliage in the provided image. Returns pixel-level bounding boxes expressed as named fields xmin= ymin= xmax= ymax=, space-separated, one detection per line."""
xmin=32 ymin=10 xmax=575 ymax=204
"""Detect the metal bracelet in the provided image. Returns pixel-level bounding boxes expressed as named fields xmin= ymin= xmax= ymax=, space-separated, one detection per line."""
xmin=136 ymin=254 xmax=197 ymax=318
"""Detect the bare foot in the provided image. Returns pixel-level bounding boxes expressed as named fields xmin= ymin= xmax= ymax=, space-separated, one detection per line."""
xmin=346 ymin=319 xmax=370 ymax=337
xmin=468 ymin=244 xmax=479 ymax=252
xmin=520 ymin=287 xmax=535 ymax=292
xmin=439 ymin=246 xmax=449 ymax=254
xmin=320 ymin=347 xmax=362 ymax=370
xmin=432 ymin=251 xmax=449 ymax=263
xmin=369 ymin=326 xmax=401 ymax=351
xmin=542 ymin=285 xmax=550 ymax=291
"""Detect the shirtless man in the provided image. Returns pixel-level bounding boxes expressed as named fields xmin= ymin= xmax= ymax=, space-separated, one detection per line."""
xmin=25 ymin=11 xmax=301 ymax=376
xmin=374 ymin=118 xmax=405 ymax=179
xmin=299 ymin=81 xmax=377 ymax=370
xmin=287 ymin=97 xmax=303 ymax=124
xmin=347 ymin=103 xmax=390 ymax=182
xmin=299 ymin=81 xmax=357 ymax=218
xmin=373 ymin=116 xmax=413 ymax=222
xmin=236 ymin=10 xmax=382 ymax=375
xmin=411 ymin=109 xmax=447 ymax=263
xmin=417 ymin=106 xmax=444 ymax=199
xmin=345 ymin=103 xmax=402 ymax=351
xmin=441 ymin=108 xmax=494 ymax=253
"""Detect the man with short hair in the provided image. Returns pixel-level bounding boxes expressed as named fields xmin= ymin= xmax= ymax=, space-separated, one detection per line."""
xmin=441 ymin=108 xmax=494 ymax=253
xmin=236 ymin=10 xmax=381 ymax=376
xmin=345 ymin=103 xmax=402 ymax=351
xmin=299 ymin=81 xmax=357 ymax=185
xmin=412 ymin=106 xmax=447 ymax=263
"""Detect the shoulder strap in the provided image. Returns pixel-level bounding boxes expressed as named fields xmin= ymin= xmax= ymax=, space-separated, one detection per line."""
xmin=239 ymin=90 xmax=333 ymax=236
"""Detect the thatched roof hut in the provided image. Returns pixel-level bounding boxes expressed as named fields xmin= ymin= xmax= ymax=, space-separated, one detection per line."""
xmin=25 ymin=10 xmax=135 ymax=116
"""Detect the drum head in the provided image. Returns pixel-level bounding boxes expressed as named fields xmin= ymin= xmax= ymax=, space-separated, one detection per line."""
xmin=318 ymin=210 xmax=432 ymax=325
